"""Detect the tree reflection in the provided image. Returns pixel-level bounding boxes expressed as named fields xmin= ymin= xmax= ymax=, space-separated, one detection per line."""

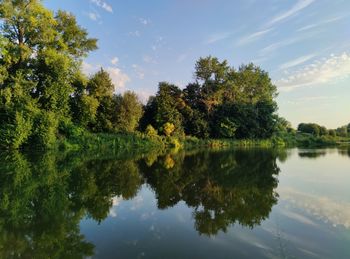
xmin=0 ymin=151 xmax=143 ymax=258
xmin=0 ymin=147 xmax=283 ymax=256
xmin=338 ymin=147 xmax=350 ymax=157
xmin=298 ymin=150 xmax=327 ymax=159
xmin=140 ymin=149 xmax=281 ymax=235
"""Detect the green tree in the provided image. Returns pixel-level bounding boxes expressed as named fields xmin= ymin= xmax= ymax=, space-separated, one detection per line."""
xmin=0 ymin=0 xmax=97 ymax=148
xmin=143 ymin=82 xmax=184 ymax=136
xmin=87 ymin=68 xmax=114 ymax=99
xmin=114 ymin=91 xmax=143 ymax=133
xmin=86 ymin=69 xmax=115 ymax=132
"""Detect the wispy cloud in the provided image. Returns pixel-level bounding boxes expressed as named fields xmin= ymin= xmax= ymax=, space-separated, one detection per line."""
xmin=275 ymin=52 xmax=350 ymax=91
xmin=206 ymin=32 xmax=231 ymax=44
xmin=279 ymin=54 xmax=316 ymax=70
xmin=237 ymin=28 xmax=273 ymax=46
xmin=139 ymin=17 xmax=151 ymax=25
xmin=266 ymin=0 xmax=315 ymax=27
xmin=260 ymin=37 xmax=301 ymax=56
xmin=297 ymin=16 xmax=345 ymax=32
xmin=90 ymin=0 xmax=113 ymax=13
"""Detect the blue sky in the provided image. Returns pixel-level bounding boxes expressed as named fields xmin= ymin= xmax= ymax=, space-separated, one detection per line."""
xmin=46 ymin=0 xmax=350 ymax=128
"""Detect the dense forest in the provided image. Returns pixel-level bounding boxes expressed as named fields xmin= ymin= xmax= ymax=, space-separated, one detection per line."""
xmin=0 ymin=0 xmax=349 ymax=150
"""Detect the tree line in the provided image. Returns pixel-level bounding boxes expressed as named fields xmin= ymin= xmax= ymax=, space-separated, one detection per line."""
xmin=297 ymin=123 xmax=350 ymax=137
xmin=0 ymin=0 xmax=348 ymax=150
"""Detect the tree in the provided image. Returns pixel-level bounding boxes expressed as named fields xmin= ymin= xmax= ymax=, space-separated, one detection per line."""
xmin=329 ymin=129 xmax=336 ymax=137
xmin=143 ymin=82 xmax=184 ymax=136
xmin=114 ymin=91 xmax=143 ymax=133
xmin=298 ymin=123 xmax=320 ymax=136
xmin=232 ymin=63 xmax=277 ymax=104
xmin=0 ymin=0 xmax=97 ymax=148
xmin=336 ymin=126 xmax=348 ymax=137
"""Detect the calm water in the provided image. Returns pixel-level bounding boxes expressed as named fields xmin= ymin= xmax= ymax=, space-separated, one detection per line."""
xmin=0 ymin=147 xmax=349 ymax=258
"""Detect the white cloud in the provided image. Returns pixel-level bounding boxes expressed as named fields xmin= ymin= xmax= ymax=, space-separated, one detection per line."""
xmin=297 ymin=16 xmax=345 ymax=32
xmin=275 ymin=52 xmax=350 ymax=91
xmin=106 ymin=67 xmax=130 ymax=92
xmin=237 ymin=28 xmax=272 ymax=46
xmin=90 ymin=0 xmax=113 ymax=13
xmin=111 ymin=56 xmax=119 ymax=65
xmin=279 ymin=54 xmax=315 ymax=70
xmin=266 ymin=0 xmax=315 ymax=27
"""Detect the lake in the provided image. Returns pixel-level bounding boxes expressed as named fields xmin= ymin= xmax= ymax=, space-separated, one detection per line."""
xmin=0 ymin=147 xmax=349 ymax=258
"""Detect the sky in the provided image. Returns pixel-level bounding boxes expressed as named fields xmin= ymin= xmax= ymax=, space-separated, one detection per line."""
xmin=45 ymin=0 xmax=350 ymax=129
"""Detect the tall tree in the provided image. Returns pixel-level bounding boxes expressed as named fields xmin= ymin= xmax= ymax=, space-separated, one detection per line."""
xmin=114 ymin=91 xmax=143 ymax=133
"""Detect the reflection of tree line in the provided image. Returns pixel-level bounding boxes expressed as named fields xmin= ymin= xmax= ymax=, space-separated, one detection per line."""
xmin=0 ymin=148 xmax=284 ymax=257
xmin=298 ymin=147 xmax=350 ymax=159
xmin=338 ymin=147 xmax=350 ymax=157
xmin=140 ymin=149 xmax=281 ymax=235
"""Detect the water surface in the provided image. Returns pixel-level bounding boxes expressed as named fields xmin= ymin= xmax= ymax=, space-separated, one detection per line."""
xmin=0 ymin=147 xmax=349 ymax=258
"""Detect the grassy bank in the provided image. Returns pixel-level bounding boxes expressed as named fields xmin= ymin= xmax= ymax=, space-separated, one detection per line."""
xmin=184 ymin=133 xmax=350 ymax=150
xmin=13 ymin=123 xmax=348 ymax=153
